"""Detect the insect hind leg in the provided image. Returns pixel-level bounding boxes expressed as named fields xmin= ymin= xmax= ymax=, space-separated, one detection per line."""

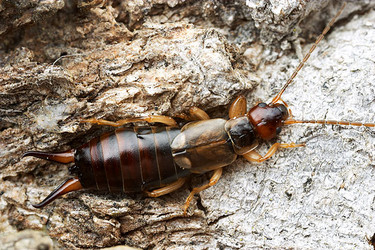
xmin=81 ymin=115 xmax=177 ymax=127
xmin=145 ymin=178 xmax=187 ymax=197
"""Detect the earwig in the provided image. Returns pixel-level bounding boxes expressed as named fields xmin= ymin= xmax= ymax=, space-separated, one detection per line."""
xmin=23 ymin=3 xmax=374 ymax=215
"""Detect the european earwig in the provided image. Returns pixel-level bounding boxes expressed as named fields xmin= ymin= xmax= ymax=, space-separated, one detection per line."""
xmin=23 ymin=3 xmax=374 ymax=215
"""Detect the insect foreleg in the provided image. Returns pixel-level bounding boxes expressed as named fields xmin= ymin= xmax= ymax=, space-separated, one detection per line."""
xmin=177 ymin=107 xmax=210 ymax=121
xmin=243 ymin=143 xmax=305 ymax=163
xmin=229 ymin=95 xmax=247 ymax=119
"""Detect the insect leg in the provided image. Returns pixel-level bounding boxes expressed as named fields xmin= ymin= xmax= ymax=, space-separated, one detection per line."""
xmin=81 ymin=115 xmax=177 ymax=127
xmin=243 ymin=143 xmax=305 ymax=163
xmin=177 ymin=107 xmax=210 ymax=121
xmin=80 ymin=118 xmax=120 ymax=127
xmin=188 ymin=107 xmax=210 ymax=120
xmin=229 ymin=95 xmax=247 ymax=119
xmin=145 ymin=178 xmax=187 ymax=197
xmin=183 ymin=168 xmax=223 ymax=216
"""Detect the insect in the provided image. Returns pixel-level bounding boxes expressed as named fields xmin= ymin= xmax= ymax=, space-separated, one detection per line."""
xmin=23 ymin=3 xmax=373 ymax=215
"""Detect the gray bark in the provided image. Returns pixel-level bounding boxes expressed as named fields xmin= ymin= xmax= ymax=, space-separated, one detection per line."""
xmin=1 ymin=0 xmax=375 ymax=249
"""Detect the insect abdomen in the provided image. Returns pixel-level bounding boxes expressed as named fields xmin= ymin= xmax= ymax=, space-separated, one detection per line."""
xmin=74 ymin=126 xmax=190 ymax=192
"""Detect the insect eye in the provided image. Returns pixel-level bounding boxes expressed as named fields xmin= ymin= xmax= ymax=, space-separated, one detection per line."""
xmin=276 ymin=104 xmax=288 ymax=119
xmin=258 ymin=103 xmax=267 ymax=108
xmin=276 ymin=127 xmax=282 ymax=134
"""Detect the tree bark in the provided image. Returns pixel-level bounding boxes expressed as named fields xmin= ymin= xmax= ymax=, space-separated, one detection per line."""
xmin=1 ymin=0 xmax=375 ymax=249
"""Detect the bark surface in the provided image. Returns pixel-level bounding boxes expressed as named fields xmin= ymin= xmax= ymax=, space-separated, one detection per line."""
xmin=1 ymin=0 xmax=375 ymax=249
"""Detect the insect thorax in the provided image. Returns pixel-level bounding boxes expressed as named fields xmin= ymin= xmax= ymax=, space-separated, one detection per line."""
xmin=224 ymin=116 xmax=258 ymax=155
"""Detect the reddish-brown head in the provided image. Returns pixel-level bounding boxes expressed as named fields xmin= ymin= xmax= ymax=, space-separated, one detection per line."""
xmin=247 ymin=103 xmax=289 ymax=140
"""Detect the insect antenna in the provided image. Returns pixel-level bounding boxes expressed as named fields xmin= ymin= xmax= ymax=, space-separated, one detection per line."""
xmin=277 ymin=3 xmax=374 ymax=130
xmin=284 ymin=119 xmax=375 ymax=128
xmin=271 ymin=3 xmax=346 ymax=104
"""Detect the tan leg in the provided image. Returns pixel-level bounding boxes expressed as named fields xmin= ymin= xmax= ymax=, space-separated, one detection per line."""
xmin=189 ymin=107 xmax=210 ymax=120
xmin=145 ymin=178 xmax=187 ymax=197
xmin=176 ymin=107 xmax=210 ymax=121
xmin=243 ymin=143 xmax=305 ymax=163
xmin=81 ymin=115 xmax=177 ymax=127
xmin=183 ymin=168 xmax=223 ymax=216
xmin=80 ymin=118 xmax=121 ymax=127
xmin=229 ymin=95 xmax=247 ymax=119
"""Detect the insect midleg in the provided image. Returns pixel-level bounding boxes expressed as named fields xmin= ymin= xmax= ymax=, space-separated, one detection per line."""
xmin=183 ymin=167 xmax=223 ymax=216
xmin=177 ymin=106 xmax=210 ymax=121
xmin=188 ymin=107 xmax=210 ymax=120
xmin=243 ymin=143 xmax=305 ymax=163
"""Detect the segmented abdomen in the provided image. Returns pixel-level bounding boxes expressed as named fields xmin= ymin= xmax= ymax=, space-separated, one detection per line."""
xmin=74 ymin=126 xmax=190 ymax=192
